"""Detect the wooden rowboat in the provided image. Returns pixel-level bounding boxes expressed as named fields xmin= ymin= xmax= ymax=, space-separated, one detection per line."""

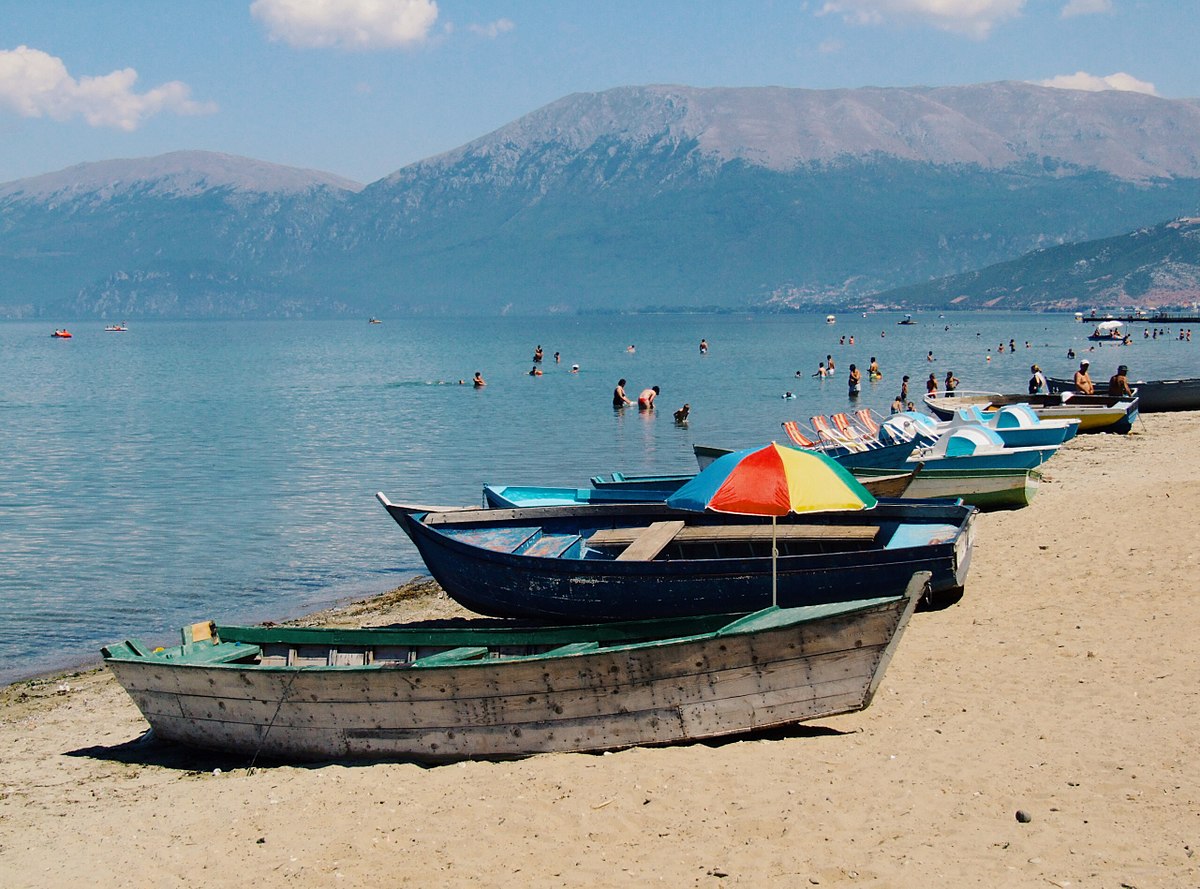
xmin=484 ymin=469 xmax=917 ymax=509
xmin=1046 ymin=376 xmax=1200 ymax=413
xmin=377 ymin=495 xmax=976 ymax=620
xmin=922 ymin=390 xmax=1138 ymax=434
xmin=101 ymin=574 xmax=926 ymax=763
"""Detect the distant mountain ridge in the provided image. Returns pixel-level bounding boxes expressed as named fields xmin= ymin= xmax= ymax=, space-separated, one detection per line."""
xmin=4 ymin=82 xmax=1200 ymax=318
xmin=875 ymin=217 xmax=1200 ymax=310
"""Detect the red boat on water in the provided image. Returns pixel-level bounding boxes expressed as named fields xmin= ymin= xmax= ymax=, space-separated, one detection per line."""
xmin=51 ymin=329 xmax=72 ymax=338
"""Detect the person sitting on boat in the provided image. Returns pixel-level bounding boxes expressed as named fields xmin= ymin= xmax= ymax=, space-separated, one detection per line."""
xmin=473 ymin=371 xmax=486 ymax=388
xmin=1108 ymin=365 xmax=1132 ymax=397
xmin=1028 ymin=364 xmax=1047 ymax=395
xmin=638 ymin=386 xmax=659 ymax=410
xmin=1073 ymin=360 xmax=1095 ymax=394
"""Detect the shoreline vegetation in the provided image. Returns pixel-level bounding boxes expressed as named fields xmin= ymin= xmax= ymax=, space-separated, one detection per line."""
xmin=4 ymin=412 xmax=1199 ymax=886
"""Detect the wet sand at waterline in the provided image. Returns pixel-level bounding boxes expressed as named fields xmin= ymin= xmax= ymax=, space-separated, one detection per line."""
xmin=3 ymin=412 xmax=1198 ymax=887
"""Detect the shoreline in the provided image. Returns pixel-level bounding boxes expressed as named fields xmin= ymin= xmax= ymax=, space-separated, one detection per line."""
xmin=4 ymin=413 xmax=1199 ymax=887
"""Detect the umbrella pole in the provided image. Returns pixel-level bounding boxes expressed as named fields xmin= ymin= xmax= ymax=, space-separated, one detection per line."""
xmin=771 ymin=516 xmax=778 ymax=608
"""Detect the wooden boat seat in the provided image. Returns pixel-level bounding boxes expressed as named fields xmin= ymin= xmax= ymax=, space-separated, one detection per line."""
xmin=409 ymin=646 xmax=490 ymax=668
xmin=590 ymin=523 xmax=879 ymax=556
xmin=536 ymin=641 xmax=600 ymax=658
xmin=614 ymin=520 xmax=686 ymax=561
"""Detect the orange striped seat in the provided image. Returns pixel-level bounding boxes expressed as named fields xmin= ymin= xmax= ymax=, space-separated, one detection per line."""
xmin=780 ymin=421 xmax=818 ymax=449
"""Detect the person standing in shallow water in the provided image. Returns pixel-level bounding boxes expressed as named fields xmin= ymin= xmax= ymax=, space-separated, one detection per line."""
xmin=613 ymin=379 xmax=632 ymax=408
xmin=638 ymin=385 xmax=659 ymax=410
xmin=848 ymin=364 xmax=861 ymax=397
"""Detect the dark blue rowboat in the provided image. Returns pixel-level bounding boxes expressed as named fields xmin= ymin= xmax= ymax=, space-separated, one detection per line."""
xmin=377 ymin=495 xmax=977 ymax=620
xmin=694 ymin=436 xmax=918 ymax=471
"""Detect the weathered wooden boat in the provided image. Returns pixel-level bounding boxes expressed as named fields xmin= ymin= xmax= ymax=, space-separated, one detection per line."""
xmin=101 ymin=575 xmax=926 ymax=763
xmin=486 ymin=469 xmax=917 ymax=509
xmin=850 ymin=466 xmax=1041 ymax=510
xmin=923 ymin=390 xmax=1138 ymax=434
xmin=1046 ymin=375 xmax=1200 ymax=413
xmin=377 ymin=494 xmax=976 ymax=620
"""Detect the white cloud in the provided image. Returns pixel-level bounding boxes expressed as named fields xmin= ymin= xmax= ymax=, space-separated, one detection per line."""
xmin=818 ymin=0 xmax=1025 ymax=39
xmin=0 ymin=45 xmax=216 ymax=131
xmin=467 ymin=18 xmax=515 ymax=39
xmin=251 ymin=0 xmax=439 ymax=49
xmin=1037 ymin=71 xmax=1158 ymax=96
xmin=1061 ymin=0 xmax=1111 ymax=17
xmin=818 ymin=38 xmax=845 ymax=53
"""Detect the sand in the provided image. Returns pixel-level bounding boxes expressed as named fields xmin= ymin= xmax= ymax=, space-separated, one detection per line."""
xmin=3 ymin=413 xmax=1199 ymax=887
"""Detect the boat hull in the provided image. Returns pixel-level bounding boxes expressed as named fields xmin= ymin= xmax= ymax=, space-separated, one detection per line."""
xmin=925 ymin=392 xmax=1138 ymax=434
xmin=378 ymin=497 xmax=976 ymax=621
xmin=694 ymin=438 xmax=918 ymax=471
xmin=852 ymin=467 xmax=1040 ymax=510
xmin=1047 ymin=376 xmax=1200 ymax=413
xmin=103 ymin=585 xmax=922 ymax=762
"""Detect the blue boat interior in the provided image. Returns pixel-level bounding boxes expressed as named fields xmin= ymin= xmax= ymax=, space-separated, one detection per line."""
xmin=437 ymin=517 xmax=959 ymax=561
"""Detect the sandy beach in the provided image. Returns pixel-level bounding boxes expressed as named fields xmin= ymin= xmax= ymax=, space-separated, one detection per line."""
xmin=3 ymin=412 xmax=1198 ymax=888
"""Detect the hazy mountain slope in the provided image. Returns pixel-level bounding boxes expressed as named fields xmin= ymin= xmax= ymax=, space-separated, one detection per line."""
xmin=875 ymin=217 xmax=1200 ymax=309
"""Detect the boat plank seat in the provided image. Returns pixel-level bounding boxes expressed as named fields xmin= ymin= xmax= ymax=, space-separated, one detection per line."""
xmin=536 ymin=641 xmax=600 ymax=658
xmin=179 ymin=642 xmax=263 ymax=665
xmin=590 ymin=523 xmax=879 ymax=552
xmin=409 ymin=646 xmax=490 ymax=668
xmin=614 ymin=520 xmax=687 ymax=561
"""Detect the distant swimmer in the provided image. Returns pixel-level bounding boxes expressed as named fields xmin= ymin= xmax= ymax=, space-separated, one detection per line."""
xmin=473 ymin=371 xmax=486 ymax=388
xmin=554 ymin=351 xmax=560 ymax=364
xmin=570 ymin=364 xmax=579 ymax=373
xmin=699 ymin=339 xmax=708 ymax=354
xmin=626 ymin=345 xmax=636 ymax=353
xmin=782 ymin=391 xmax=796 ymax=399
xmin=529 ymin=366 xmax=542 ymax=376
xmin=533 ymin=345 xmax=544 ymax=363
xmin=848 ymin=364 xmax=861 ymax=397
xmin=638 ymin=385 xmax=659 ymax=410
xmin=674 ymin=403 xmax=690 ymax=423
xmin=814 ymin=361 xmax=827 ymax=378
xmin=613 ymin=378 xmax=632 ymax=408
xmin=868 ymin=357 xmax=881 ymax=380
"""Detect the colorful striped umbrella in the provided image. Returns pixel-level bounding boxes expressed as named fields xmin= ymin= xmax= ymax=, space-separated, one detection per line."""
xmin=667 ymin=443 xmax=877 ymax=606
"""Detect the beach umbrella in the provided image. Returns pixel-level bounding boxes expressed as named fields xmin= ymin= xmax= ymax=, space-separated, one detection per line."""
xmin=667 ymin=443 xmax=877 ymax=607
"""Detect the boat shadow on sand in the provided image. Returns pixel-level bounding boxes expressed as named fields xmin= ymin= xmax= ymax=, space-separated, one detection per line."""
xmin=66 ymin=721 xmax=857 ymax=771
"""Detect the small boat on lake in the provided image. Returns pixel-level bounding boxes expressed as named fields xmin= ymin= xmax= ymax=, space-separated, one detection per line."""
xmin=850 ymin=466 xmax=1042 ymax=510
xmin=101 ymin=574 xmax=926 ymax=763
xmin=51 ymin=329 xmax=72 ymax=338
xmin=377 ymin=495 xmax=976 ymax=620
xmin=369 ymin=317 xmax=382 ymax=324
xmin=898 ymin=314 xmax=917 ymax=325
xmin=104 ymin=322 xmax=128 ymax=332
xmin=484 ymin=468 xmax=917 ymax=509
xmin=923 ymin=390 xmax=1138 ymax=434
xmin=1046 ymin=375 xmax=1200 ymax=413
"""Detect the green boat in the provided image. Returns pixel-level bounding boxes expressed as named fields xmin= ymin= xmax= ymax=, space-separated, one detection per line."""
xmin=850 ymin=466 xmax=1042 ymax=510
xmin=102 ymin=574 xmax=926 ymax=763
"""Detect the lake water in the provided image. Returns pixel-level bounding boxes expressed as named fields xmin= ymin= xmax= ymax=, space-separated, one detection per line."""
xmin=2 ymin=311 xmax=1194 ymax=684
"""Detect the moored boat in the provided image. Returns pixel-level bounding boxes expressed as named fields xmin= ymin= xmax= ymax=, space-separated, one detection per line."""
xmin=923 ymin=390 xmax=1138 ymax=434
xmin=377 ymin=495 xmax=976 ymax=620
xmin=850 ymin=466 xmax=1041 ymax=510
xmin=485 ymin=468 xmax=917 ymax=509
xmin=1046 ymin=375 xmax=1200 ymax=413
xmin=101 ymin=574 xmax=926 ymax=762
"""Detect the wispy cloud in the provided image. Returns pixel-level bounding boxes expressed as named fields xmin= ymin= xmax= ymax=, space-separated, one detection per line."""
xmin=250 ymin=0 xmax=439 ymax=50
xmin=0 ymin=45 xmax=216 ymax=131
xmin=1061 ymin=0 xmax=1112 ymax=18
xmin=817 ymin=38 xmax=845 ymax=54
xmin=1037 ymin=71 xmax=1157 ymax=96
xmin=467 ymin=18 xmax=515 ymax=40
xmin=817 ymin=0 xmax=1025 ymax=39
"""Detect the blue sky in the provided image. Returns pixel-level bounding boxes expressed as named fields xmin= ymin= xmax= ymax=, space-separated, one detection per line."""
xmin=0 ymin=1 xmax=1195 ymax=185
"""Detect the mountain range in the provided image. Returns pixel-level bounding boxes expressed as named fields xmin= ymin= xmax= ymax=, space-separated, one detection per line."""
xmin=4 ymin=81 xmax=1200 ymax=318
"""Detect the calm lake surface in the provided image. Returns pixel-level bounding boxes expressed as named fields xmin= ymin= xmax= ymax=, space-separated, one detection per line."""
xmin=2 ymin=311 xmax=1194 ymax=683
